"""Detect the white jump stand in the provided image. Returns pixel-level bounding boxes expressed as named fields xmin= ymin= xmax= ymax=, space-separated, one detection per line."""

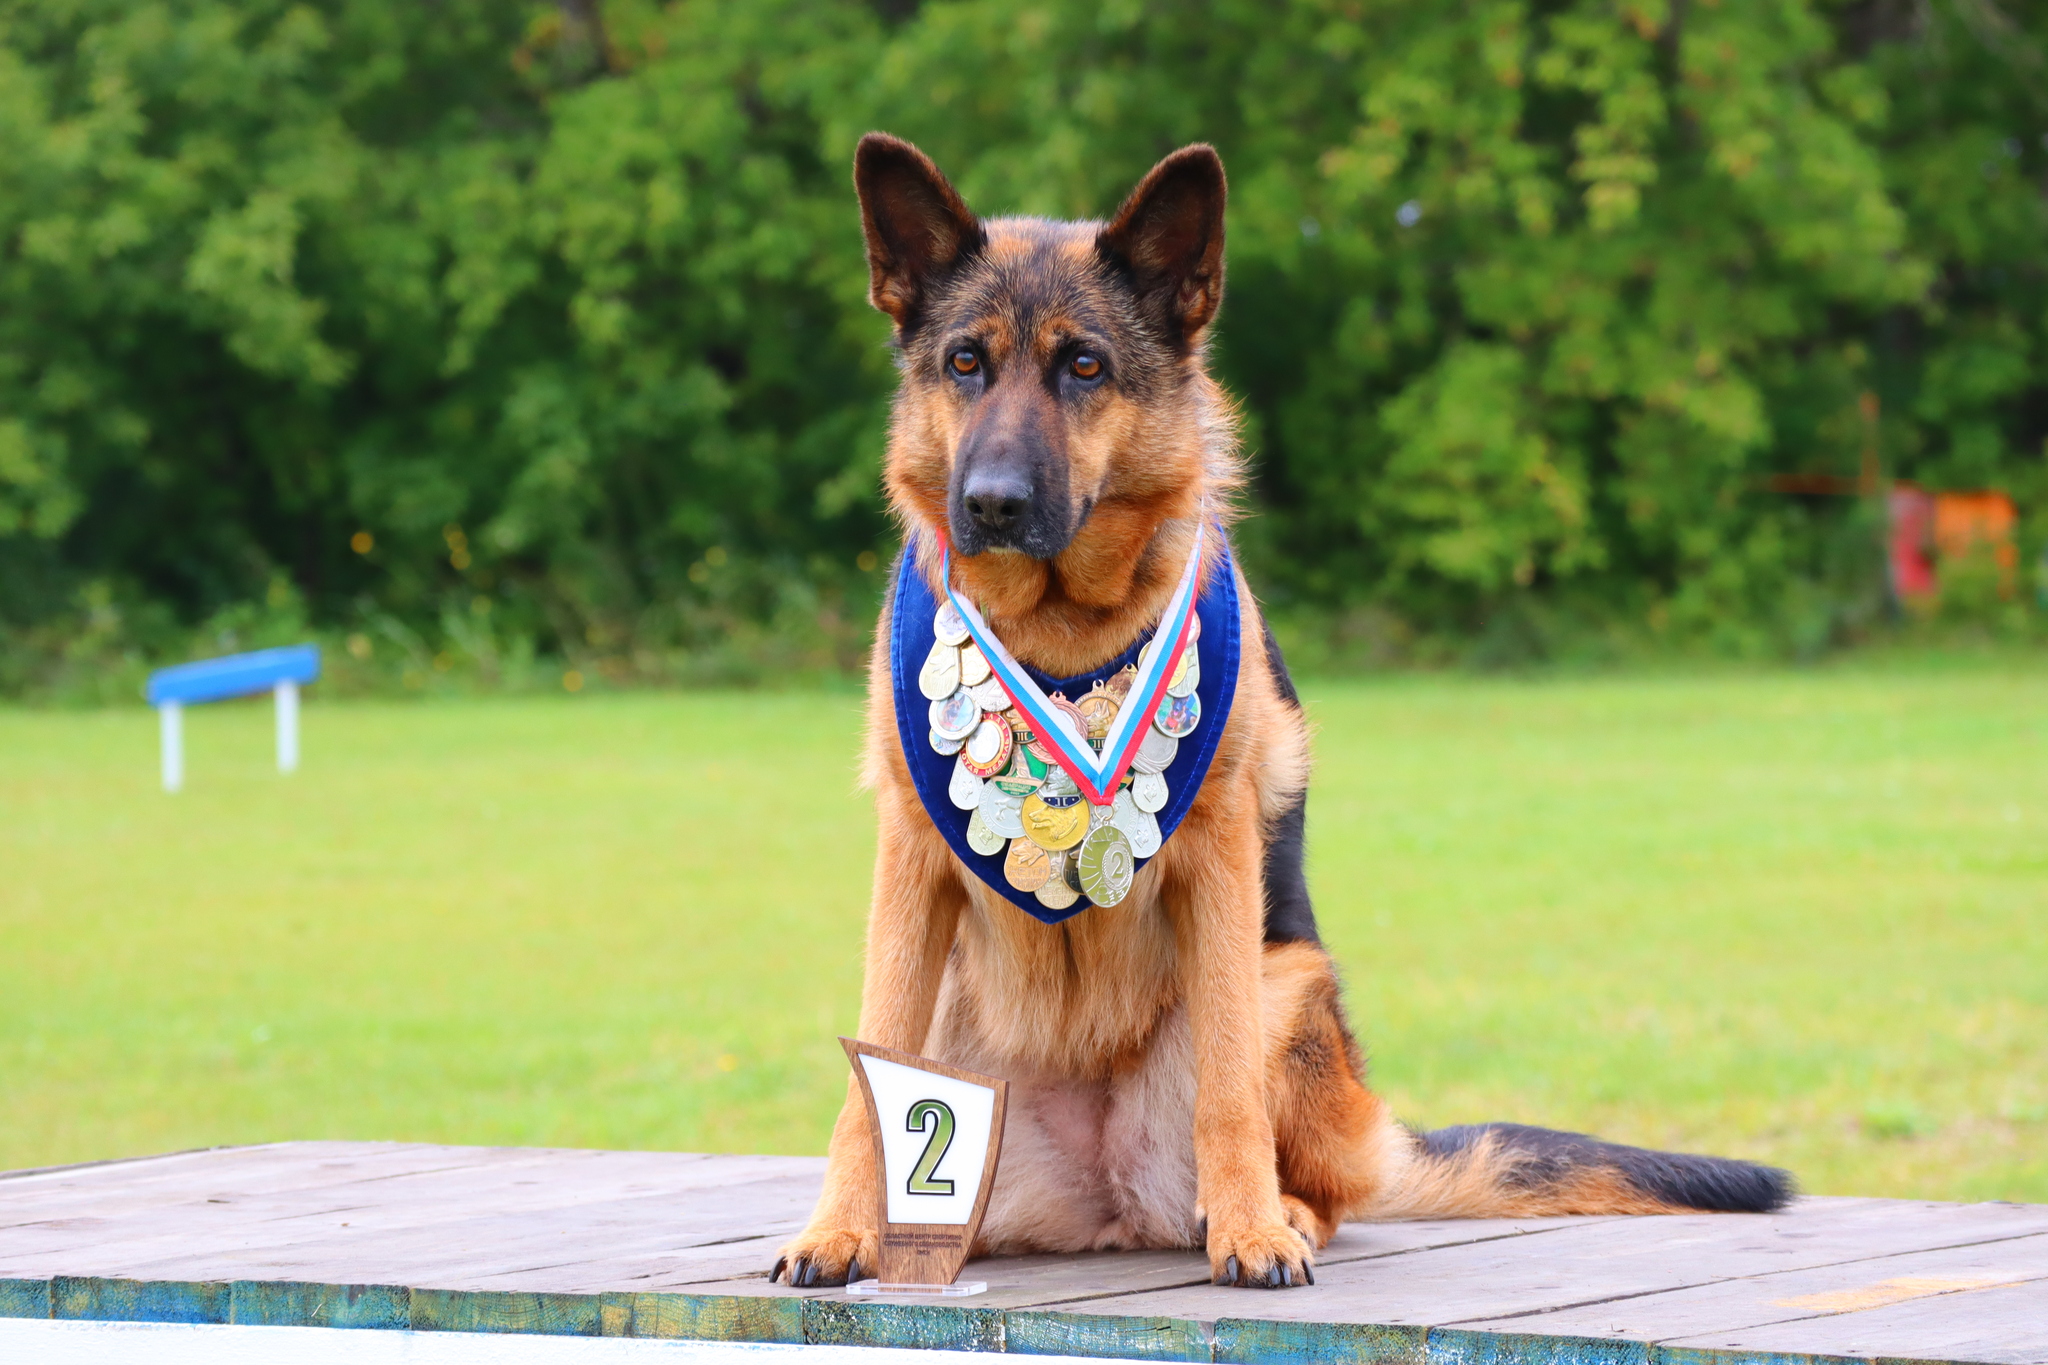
xmin=145 ymin=646 xmax=321 ymax=793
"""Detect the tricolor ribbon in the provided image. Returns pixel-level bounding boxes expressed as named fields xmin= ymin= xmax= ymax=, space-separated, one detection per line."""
xmin=938 ymin=520 xmax=1207 ymax=806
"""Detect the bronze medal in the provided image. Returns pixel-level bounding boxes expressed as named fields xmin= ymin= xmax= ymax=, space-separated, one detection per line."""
xmin=1003 ymin=837 xmax=1051 ymax=892
xmin=1048 ymin=693 xmax=1091 ymax=750
xmin=1075 ymin=683 xmax=1120 ymax=746
xmin=1103 ymin=665 xmax=1138 ymax=706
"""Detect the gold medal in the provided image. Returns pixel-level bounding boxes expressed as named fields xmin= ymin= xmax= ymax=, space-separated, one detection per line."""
xmin=1104 ymin=665 xmax=1138 ymax=706
xmin=1165 ymin=646 xmax=1195 ymax=698
xmin=1078 ymin=824 xmax=1135 ymax=907
xmin=1034 ymin=850 xmax=1081 ymax=910
xmin=1003 ymin=837 xmax=1051 ymax=892
xmin=959 ymin=642 xmax=992 ymax=686
xmin=1020 ymin=790 xmax=1088 ymax=851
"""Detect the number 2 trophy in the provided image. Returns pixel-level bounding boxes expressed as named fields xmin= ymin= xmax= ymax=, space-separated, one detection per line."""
xmin=839 ymin=1038 xmax=1009 ymax=1296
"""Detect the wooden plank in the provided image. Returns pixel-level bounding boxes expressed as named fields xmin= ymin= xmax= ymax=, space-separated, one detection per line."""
xmin=0 ymin=1144 xmax=586 ymax=1224
xmin=0 ymin=1175 xmax=819 ymax=1285
xmin=1661 ymin=1277 xmax=2048 ymax=1364
xmin=1046 ymin=1199 xmax=2048 ymax=1330
xmin=228 ymin=1280 xmax=409 ymax=1331
xmin=1451 ymin=1230 xmax=2048 ymax=1342
xmin=599 ymin=1290 xmax=806 ymax=1342
xmin=408 ymin=1287 xmax=602 ymax=1336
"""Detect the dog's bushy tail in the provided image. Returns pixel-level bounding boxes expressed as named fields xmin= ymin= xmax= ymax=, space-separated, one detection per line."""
xmin=1369 ymin=1122 xmax=1793 ymax=1219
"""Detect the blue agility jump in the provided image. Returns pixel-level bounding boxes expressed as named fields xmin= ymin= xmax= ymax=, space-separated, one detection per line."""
xmin=145 ymin=645 xmax=321 ymax=792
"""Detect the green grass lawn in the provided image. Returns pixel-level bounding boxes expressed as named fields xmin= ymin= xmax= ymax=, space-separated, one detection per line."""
xmin=3 ymin=667 xmax=2045 ymax=1202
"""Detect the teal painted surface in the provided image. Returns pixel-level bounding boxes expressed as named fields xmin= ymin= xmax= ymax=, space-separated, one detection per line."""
xmin=1430 ymin=1329 xmax=1651 ymax=1365
xmin=1658 ymin=1350 xmax=1867 ymax=1365
xmin=805 ymin=1298 xmax=1005 ymax=1351
xmin=410 ymin=1287 xmax=602 ymax=1336
xmin=1218 ymin=1316 xmax=1428 ymax=1365
xmin=50 ymin=1276 xmax=229 ymax=1325
xmin=231 ymin=1280 xmax=409 ymax=1330
xmin=0 ymin=1275 xmax=1964 ymax=1365
xmin=1007 ymin=1309 xmax=1210 ymax=1361
xmin=600 ymin=1290 xmax=806 ymax=1342
xmin=0 ymin=1279 xmax=50 ymax=1319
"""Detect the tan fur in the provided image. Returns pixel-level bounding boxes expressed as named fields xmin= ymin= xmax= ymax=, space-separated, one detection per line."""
xmin=777 ymin=136 xmax=1713 ymax=1293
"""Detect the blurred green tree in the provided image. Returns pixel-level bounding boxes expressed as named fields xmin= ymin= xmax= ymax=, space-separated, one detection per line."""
xmin=1 ymin=0 xmax=2042 ymax=690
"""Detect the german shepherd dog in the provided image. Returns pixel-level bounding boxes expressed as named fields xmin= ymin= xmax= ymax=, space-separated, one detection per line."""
xmin=771 ymin=135 xmax=1791 ymax=1291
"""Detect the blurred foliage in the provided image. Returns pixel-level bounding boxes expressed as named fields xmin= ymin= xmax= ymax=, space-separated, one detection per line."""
xmin=1 ymin=0 xmax=2044 ymax=694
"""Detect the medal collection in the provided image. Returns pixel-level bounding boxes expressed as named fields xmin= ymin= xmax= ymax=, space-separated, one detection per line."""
xmin=920 ymin=600 xmax=1202 ymax=913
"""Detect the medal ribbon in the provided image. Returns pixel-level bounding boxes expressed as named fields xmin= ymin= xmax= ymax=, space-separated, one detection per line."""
xmin=937 ymin=519 xmax=1207 ymax=806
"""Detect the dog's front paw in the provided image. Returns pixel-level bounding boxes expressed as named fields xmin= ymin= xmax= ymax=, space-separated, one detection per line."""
xmin=769 ymin=1226 xmax=878 ymax=1288
xmin=1208 ymin=1219 xmax=1316 ymax=1289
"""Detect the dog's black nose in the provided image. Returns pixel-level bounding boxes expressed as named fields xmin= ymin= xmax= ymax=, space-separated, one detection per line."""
xmin=962 ymin=473 xmax=1031 ymax=534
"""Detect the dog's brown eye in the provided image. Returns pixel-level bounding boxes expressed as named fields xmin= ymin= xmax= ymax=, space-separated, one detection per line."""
xmin=1071 ymin=354 xmax=1102 ymax=380
xmin=950 ymin=350 xmax=979 ymax=376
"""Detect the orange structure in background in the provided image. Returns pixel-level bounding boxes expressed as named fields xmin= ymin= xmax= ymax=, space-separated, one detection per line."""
xmin=1888 ymin=484 xmax=2018 ymax=602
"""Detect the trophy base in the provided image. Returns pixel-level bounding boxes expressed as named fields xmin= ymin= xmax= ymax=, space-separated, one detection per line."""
xmin=846 ymin=1278 xmax=987 ymax=1298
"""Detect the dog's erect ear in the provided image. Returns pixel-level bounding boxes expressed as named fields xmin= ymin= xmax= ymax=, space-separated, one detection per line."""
xmin=1096 ymin=145 xmax=1227 ymax=346
xmin=855 ymin=133 xmax=982 ymax=327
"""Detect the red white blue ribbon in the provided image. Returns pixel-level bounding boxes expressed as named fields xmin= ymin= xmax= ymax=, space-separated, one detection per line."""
xmin=938 ymin=520 xmax=1207 ymax=806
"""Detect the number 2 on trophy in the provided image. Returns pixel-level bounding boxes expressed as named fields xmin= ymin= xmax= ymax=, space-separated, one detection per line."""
xmin=905 ymin=1099 xmax=956 ymax=1196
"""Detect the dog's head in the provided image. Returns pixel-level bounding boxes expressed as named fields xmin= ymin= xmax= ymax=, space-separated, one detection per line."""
xmin=857 ymin=135 xmax=1227 ymax=563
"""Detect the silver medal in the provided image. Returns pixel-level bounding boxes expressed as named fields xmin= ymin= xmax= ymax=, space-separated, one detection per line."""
xmin=1131 ymin=769 xmax=1168 ymax=812
xmin=970 ymin=675 xmax=1008 ymax=711
xmin=979 ymin=779 xmax=1026 ymax=839
xmin=959 ymin=642 xmax=992 ymax=686
xmin=929 ymin=727 xmax=965 ymax=756
xmin=1078 ymin=824 xmax=1135 ymax=907
xmin=934 ymin=600 xmax=970 ymax=647
xmin=1112 ymin=788 xmax=1147 ymax=843
xmin=1166 ymin=652 xmax=1199 ymax=698
xmin=1040 ymin=766 xmax=1080 ymax=800
xmin=930 ymin=687 xmax=980 ymax=741
xmin=964 ymin=716 xmax=1006 ymax=768
xmin=949 ymin=757 xmax=986 ymax=810
xmin=1130 ymin=725 xmax=1178 ymax=774
xmin=918 ymin=640 xmax=961 ymax=701
xmin=1127 ymin=804 xmax=1162 ymax=858
xmin=965 ymin=807 xmax=1005 ymax=856
xmin=1154 ymin=691 xmax=1200 ymax=739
